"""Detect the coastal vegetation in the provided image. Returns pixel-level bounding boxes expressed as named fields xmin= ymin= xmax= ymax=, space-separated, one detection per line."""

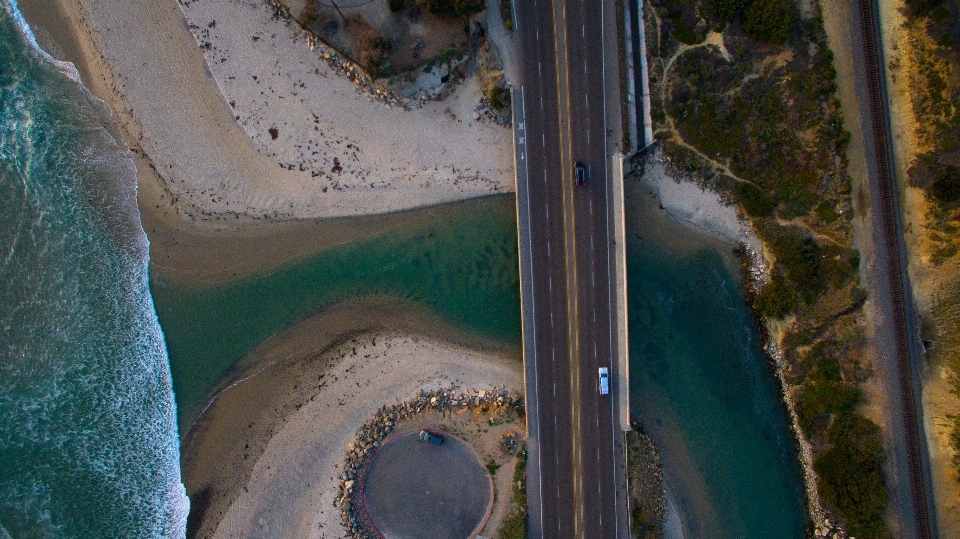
xmin=499 ymin=449 xmax=528 ymax=539
xmin=288 ymin=0 xmax=486 ymax=82
xmin=644 ymin=0 xmax=888 ymax=534
xmin=901 ymin=0 xmax=960 ymax=478
xmin=895 ymin=0 xmax=960 ymax=518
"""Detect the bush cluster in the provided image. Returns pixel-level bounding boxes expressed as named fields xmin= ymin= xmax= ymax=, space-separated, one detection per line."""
xmin=742 ymin=0 xmax=797 ymax=43
xmin=753 ymin=276 xmax=795 ymax=318
xmin=733 ymin=181 xmax=777 ymax=217
xmin=931 ymin=165 xmax=960 ymax=205
xmin=360 ymin=33 xmax=393 ymax=73
xmin=705 ymin=0 xmax=796 ymax=43
xmin=499 ymin=449 xmax=528 ymax=539
xmin=489 ymin=85 xmax=510 ymax=110
xmin=655 ymin=0 xmax=888 ymax=533
xmin=419 ymin=0 xmax=484 ymax=17
xmin=814 ymin=413 xmax=889 ymax=538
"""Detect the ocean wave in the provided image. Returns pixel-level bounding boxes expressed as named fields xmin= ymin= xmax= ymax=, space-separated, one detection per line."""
xmin=0 ymin=2 xmax=188 ymax=537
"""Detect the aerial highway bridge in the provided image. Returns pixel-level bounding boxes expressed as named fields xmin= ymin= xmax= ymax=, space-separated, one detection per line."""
xmin=510 ymin=0 xmax=632 ymax=536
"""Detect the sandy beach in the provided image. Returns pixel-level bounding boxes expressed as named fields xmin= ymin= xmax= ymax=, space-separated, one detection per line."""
xmin=637 ymin=150 xmax=764 ymax=257
xmin=19 ymin=0 xmax=517 ymax=286
xmin=35 ymin=0 xmax=512 ymax=220
xmin=179 ymin=297 xmax=522 ymax=538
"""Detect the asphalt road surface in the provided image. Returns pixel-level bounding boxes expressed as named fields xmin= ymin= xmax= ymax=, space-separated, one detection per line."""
xmin=513 ymin=0 xmax=627 ymax=536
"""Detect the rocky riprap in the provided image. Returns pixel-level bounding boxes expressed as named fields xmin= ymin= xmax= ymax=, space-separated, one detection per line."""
xmin=335 ymin=386 xmax=523 ymax=539
xmin=626 ymin=420 xmax=666 ymax=537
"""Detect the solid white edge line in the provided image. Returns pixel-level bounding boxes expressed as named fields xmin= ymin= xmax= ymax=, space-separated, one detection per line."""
xmin=520 ymin=85 xmax=547 ymax=537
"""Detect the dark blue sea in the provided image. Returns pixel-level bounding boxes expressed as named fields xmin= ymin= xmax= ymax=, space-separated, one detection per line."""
xmin=0 ymin=2 xmax=188 ymax=537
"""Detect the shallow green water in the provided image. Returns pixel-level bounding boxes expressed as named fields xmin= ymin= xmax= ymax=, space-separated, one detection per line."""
xmin=152 ymin=180 xmax=807 ymax=537
xmin=626 ymin=188 xmax=806 ymax=537
xmin=151 ymin=196 xmax=522 ymax=425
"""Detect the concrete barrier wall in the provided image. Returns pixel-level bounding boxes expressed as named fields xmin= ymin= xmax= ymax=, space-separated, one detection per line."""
xmin=611 ymin=153 xmax=631 ymax=432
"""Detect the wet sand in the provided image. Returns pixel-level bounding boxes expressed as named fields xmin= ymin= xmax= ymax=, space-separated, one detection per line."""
xmin=180 ymin=297 xmax=521 ymax=538
xmin=19 ymin=0 xmax=514 ymax=287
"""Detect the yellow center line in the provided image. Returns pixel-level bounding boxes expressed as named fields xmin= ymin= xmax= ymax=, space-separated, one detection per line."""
xmin=551 ymin=0 xmax=585 ymax=536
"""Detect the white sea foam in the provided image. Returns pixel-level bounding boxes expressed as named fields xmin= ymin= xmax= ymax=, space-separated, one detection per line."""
xmin=7 ymin=0 xmax=83 ymax=85
xmin=0 ymin=2 xmax=190 ymax=536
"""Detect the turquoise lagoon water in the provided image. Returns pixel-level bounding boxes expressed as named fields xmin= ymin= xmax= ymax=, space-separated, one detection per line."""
xmin=0 ymin=2 xmax=187 ymax=537
xmin=626 ymin=185 xmax=806 ymax=537
xmin=150 ymin=196 xmax=522 ymax=426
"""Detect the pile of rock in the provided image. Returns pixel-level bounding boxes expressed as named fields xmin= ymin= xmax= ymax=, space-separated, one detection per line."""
xmin=814 ymin=519 xmax=851 ymax=539
xmin=334 ymin=386 xmax=523 ymax=538
xmin=473 ymin=96 xmax=513 ymax=127
xmin=626 ymin=420 xmax=666 ymax=533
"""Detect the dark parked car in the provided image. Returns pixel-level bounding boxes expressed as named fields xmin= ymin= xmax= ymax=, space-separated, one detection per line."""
xmin=419 ymin=430 xmax=443 ymax=445
xmin=574 ymin=161 xmax=587 ymax=186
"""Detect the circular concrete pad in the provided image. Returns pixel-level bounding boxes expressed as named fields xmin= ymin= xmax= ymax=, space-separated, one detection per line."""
xmin=362 ymin=430 xmax=492 ymax=539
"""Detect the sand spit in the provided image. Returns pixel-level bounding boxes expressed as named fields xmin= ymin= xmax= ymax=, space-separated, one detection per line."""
xmin=210 ymin=334 xmax=520 ymax=539
xmin=27 ymin=0 xmax=513 ymax=228
xmin=180 ymin=298 xmax=522 ymax=539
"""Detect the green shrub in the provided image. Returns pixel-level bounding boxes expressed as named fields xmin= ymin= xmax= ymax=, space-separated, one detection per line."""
xmin=733 ymin=181 xmax=777 ymax=217
xmin=489 ymin=85 xmax=510 ymax=110
xmin=420 ymin=0 xmax=484 ymax=17
xmin=500 ymin=449 xmax=529 ymax=539
xmin=906 ymin=0 xmax=944 ymax=16
xmin=814 ymin=413 xmax=888 ymax=538
xmin=388 ymin=0 xmax=405 ymax=12
xmin=930 ymin=5 xmax=950 ymax=21
xmin=819 ymin=245 xmax=860 ymax=289
xmin=753 ymin=276 xmax=796 ymax=319
xmin=930 ymin=165 xmax=960 ymax=205
xmin=361 ymin=32 xmax=393 ymax=73
xmin=816 ymin=201 xmax=839 ymax=223
xmin=797 ymin=382 xmax=861 ymax=435
xmin=665 ymin=5 xmax=706 ymax=44
xmin=706 ymin=0 xmax=745 ymax=23
xmin=770 ymin=229 xmax=823 ymax=291
xmin=812 ymin=356 xmax=843 ymax=383
xmin=500 ymin=511 xmax=528 ymax=539
xmin=742 ymin=0 xmax=797 ymax=43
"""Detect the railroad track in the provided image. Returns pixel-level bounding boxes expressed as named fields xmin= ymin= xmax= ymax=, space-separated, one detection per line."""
xmin=856 ymin=0 xmax=935 ymax=536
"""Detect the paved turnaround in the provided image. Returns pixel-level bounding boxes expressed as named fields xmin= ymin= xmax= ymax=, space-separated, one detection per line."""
xmin=512 ymin=0 xmax=630 ymax=536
